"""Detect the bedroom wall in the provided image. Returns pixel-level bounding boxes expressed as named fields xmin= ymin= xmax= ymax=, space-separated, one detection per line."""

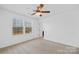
xmin=42 ymin=9 xmax=79 ymax=47
xmin=0 ymin=8 xmax=41 ymax=48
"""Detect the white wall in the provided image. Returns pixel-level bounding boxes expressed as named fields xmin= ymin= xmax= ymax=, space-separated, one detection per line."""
xmin=42 ymin=10 xmax=79 ymax=47
xmin=0 ymin=8 xmax=40 ymax=48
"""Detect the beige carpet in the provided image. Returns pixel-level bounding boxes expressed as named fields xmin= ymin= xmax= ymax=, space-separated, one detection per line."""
xmin=0 ymin=38 xmax=79 ymax=54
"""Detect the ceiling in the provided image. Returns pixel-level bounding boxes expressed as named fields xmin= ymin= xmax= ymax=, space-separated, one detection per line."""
xmin=0 ymin=4 xmax=79 ymax=19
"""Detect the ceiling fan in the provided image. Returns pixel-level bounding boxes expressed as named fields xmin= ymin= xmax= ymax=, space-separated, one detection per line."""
xmin=26 ymin=4 xmax=51 ymax=17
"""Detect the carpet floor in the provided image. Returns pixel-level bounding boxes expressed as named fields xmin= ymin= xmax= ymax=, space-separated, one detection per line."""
xmin=0 ymin=38 xmax=79 ymax=54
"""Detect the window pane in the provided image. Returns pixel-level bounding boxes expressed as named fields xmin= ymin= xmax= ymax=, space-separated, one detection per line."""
xmin=24 ymin=21 xmax=32 ymax=33
xmin=13 ymin=18 xmax=23 ymax=35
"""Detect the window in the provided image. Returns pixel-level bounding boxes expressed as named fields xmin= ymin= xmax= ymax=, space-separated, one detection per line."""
xmin=13 ymin=18 xmax=23 ymax=35
xmin=12 ymin=18 xmax=32 ymax=35
xmin=24 ymin=21 xmax=32 ymax=33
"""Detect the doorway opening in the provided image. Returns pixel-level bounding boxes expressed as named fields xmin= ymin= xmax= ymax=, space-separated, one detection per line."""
xmin=42 ymin=31 xmax=44 ymax=38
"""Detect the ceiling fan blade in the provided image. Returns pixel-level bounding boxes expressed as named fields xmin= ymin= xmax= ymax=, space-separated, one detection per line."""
xmin=42 ymin=11 xmax=50 ymax=13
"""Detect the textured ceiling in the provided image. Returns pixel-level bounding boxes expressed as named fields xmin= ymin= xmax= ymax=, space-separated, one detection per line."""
xmin=0 ymin=4 xmax=79 ymax=19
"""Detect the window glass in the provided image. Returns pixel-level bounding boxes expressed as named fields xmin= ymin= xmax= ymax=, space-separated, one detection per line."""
xmin=13 ymin=18 xmax=23 ymax=35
